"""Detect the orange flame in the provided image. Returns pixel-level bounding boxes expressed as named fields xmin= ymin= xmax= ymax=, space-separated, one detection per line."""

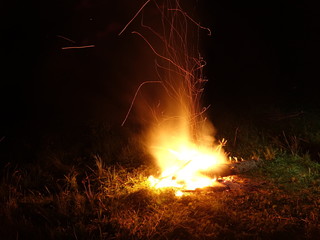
xmin=120 ymin=1 xmax=229 ymax=195
xmin=147 ymin=117 xmax=228 ymax=195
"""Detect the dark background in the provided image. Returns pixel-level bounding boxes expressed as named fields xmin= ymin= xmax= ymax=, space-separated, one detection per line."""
xmin=1 ymin=0 xmax=319 ymax=147
xmin=200 ymin=0 xmax=319 ymax=113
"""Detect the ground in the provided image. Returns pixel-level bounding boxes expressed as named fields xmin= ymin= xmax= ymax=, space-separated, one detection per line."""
xmin=1 ymin=107 xmax=320 ymax=240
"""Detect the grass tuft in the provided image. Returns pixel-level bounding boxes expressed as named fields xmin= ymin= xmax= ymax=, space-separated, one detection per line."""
xmin=1 ymin=109 xmax=320 ymax=239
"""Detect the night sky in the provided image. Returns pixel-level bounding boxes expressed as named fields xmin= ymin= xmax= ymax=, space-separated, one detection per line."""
xmin=1 ymin=0 xmax=319 ymax=140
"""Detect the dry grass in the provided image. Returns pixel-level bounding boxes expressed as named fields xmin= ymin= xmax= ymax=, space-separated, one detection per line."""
xmin=1 ymin=122 xmax=320 ymax=240
xmin=1 ymin=0 xmax=320 ymax=238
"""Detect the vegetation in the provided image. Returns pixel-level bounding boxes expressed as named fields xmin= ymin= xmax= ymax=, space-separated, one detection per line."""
xmin=1 ymin=108 xmax=320 ymax=240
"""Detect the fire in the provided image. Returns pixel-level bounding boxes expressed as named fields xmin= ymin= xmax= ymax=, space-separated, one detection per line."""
xmin=119 ymin=0 xmax=229 ymax=195
xmin=147 ymin=118 xmax=228 ymax=195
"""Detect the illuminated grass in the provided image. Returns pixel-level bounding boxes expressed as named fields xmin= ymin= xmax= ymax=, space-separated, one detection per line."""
xmin=1 ymin=0 xmax=319 ymax=238
xmin=1 ymin=120 xmax=320 ymax=240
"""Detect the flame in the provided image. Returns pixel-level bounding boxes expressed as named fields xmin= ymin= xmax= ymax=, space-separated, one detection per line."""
xmin=119 ymin=0 xmax=229 ymax=195
xmin=147 ymin=117 xmax=228 ymax=195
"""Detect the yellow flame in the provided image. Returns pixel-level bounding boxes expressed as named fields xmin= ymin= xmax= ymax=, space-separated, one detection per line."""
xmin=122 ymin=0 xmax=228 ymax=196
xmin=147 ymin=118 xmax=228 ymax=195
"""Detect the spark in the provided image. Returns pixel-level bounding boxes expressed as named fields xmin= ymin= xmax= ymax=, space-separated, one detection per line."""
xmin=61 ymin=45 xmax=95 ymax=50
xmin=121 ymin=81 xmax=162 ymax=127
xmin=118 ymin=0 xmax=152 ymax=36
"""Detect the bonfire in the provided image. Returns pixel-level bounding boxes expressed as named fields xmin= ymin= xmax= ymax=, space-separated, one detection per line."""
xmin=120 ymin=0 xmax=230 ymax=196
